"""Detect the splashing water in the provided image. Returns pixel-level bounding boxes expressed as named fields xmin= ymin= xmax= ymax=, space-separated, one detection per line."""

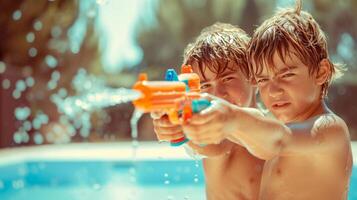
xmin=130 ymin=109 xmax=143 ymax=159
xmin=130 ymin=109 xmax=143 ymax=140
xmin=53 ymin=69 xmax=141 ymax=116
xmin=50 ymin=68 xmax=142 ymax=143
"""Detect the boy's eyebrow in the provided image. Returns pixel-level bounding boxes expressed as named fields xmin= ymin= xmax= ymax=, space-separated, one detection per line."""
xmin=200 ymin=78 xmax=210 ymax=84
xmin=276 ymin=66 xmax=297 ymax=75
xmin=200 ymin=70 xmax=237 ymax=83
xmin=255 ymin=66 xmax=298 ymax=78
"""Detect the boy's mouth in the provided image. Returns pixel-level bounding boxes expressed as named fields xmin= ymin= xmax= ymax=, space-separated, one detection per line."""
xmin=271 ymin=102 xmax=290 ymax=110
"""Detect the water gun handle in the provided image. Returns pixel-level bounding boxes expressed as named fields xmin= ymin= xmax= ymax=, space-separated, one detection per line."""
xmin=170 ymin=98 xmax=211 ymax=146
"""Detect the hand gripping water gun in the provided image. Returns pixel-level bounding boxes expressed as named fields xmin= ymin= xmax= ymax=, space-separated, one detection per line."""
xmin=132 ymin=65 xmax=211 ymax=146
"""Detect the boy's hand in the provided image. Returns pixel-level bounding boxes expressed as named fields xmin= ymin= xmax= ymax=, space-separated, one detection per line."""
xmin=151 ymin=112 xmax=185 ymax=142
xmin=182 ymin=94 xmax=237 ymax=145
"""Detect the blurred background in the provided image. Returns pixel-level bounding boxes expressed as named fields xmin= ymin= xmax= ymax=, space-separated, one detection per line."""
xmin=0 ymin=0 xmax=356 ymax=148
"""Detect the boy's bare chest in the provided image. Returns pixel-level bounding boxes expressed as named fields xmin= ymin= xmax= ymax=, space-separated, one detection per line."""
xmin=204 ymin=146 xmax=264 ymax=199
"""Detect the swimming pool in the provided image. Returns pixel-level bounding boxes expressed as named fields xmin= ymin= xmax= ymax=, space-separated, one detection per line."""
xmin=0 ymin=142 xmax=356 ymax=200
xmin=0 ymin=142 xmax=205 ymax=200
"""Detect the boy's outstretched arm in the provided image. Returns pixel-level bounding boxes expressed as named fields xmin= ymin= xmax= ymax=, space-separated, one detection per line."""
xmin=183 ymin=95 xmax=351 ymax=160
xmin=186 ymin=140 xmax=234 ymax=158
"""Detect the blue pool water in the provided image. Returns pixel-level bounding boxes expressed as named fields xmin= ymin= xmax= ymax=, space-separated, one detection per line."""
xmin=0 ymin=160 xmax=205 ymax=200
xmin=0 ymin=160 xmax=356 ymax=200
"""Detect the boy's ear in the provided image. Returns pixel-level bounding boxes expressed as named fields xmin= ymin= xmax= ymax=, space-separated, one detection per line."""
xmin=315 ymin=59 xmax=331 ymax=85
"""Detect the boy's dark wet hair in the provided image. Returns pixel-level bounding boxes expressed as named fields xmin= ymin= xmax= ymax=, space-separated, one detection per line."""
xmin=247 ymin=0 xmax=344 ymax=97
xmin=183 ymin=22 xmax=251 ymax=81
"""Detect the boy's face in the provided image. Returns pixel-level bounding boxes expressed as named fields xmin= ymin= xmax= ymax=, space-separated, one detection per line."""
xmin=254 ymin=52 xmax=322 ymax=123
xmin=192 ymin=61 xmax=256 ymax=107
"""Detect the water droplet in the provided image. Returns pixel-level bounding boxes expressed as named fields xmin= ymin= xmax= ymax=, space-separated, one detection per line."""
xmin=0 ymin=61 xmax=6 ymax=73
xmin=12 ymin=90 xmax=21 ymax=99
xmin=2 ymin=79 xmax=10 ymax=89
xmin=33 ymin=119 xmax=41 ymax=130
xmin=16 ymin=80 xmax=26 ymax=91
xmin=34 ymin=132 xmax=44 ymax=144
xmin=194 ymin=177 xmax=199 ymax=183
xmin=23 ymin=121 xmax=32 ymax=131
xmin=164 ymin=180 xmax=170 ymax=185
xmin=14 ymin=107 xmax=31 ymax=120
xmin=51 ymin=70 xmax=60 ymax=80
xmin=164 ymin=173 xmax=169 ymax=177
xmin=22 ymin=132 xmax=30 ymax=143
xmin=12 ymin=10 xmax=22 ymax=21
xmin=51 ymin=26 xmax=62 ymax=38
xmin=47 ymin=80 xmax=57 ymax=90
xmin=26 ymin=32 xmax=35 ymax=43
xmin=130 ymin=109 xmax=143 ymax=139
xmin=28 ymin=47 xmax=38 ymax=57
xmin=12 ymin=180 xmax=25 ymax=189
xmin=40 ymin=113 xmax=49 ymax=124
xmin=70 ymin=45 xmax=80 ymax=54
xmin=45 ymin=55 xmax=58 ymax=68
xmin=33 ymin=20 xmax=43 ymax=31
xmin=13 ymin=132 xmax=22 ymax=144
xmin=25 ymin=76 xmax=35 ymax=87
xmin=58 ymin=88 xmax=68 ymax=97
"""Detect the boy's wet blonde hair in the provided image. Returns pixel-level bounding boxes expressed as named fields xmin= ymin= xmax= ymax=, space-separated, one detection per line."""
xmin=247 ymin=0 xmax=344 ymax=97
xmin=183 ymin=22 xmax=251 ymax=80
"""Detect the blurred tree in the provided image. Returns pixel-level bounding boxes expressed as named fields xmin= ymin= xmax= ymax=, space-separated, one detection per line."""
xmin=0 ymin=0 xmax=102 ymax=147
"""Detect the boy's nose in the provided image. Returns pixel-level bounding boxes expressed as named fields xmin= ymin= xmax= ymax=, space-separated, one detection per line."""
xmin=268 ymin=82 xmax=284 ymax=98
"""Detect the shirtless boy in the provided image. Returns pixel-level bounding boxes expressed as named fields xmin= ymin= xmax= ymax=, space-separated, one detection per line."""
xmin=151 ymin=23 xmax=264 ymax=200
xmin=183 ymin=1 xmax=352 ymax=200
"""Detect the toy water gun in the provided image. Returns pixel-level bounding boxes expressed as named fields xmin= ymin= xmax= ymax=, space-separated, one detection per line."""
xmin=132 ymin=65 xmax=211 ymax=146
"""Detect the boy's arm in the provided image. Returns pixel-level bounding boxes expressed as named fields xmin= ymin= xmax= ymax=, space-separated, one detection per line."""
xmin=228 ymin=107 xmax=351 ymax=160
xmin=185 ymin=139 xmax=234 ymax=158
xmin=183 ymin=96 xmax=351 ymax=160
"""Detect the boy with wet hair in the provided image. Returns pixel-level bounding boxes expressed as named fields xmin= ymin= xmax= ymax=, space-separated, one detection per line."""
xmin=151 ymin=22 xmax=265 ymax=200
xmin=183 ymin=1 xmax=352 ymax=199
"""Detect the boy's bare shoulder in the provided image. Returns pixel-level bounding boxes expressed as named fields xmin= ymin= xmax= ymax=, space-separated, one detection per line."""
xmin=311 ymin=113 xmax=349 ymax=138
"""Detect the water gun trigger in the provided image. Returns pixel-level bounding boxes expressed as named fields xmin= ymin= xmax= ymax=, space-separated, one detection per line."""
xmin=167 ymin=110 xmax=180 ymax=125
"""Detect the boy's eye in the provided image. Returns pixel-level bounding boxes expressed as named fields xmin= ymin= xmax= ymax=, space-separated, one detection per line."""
xmin=200 ymin=84 xmax=211 ymax=90
xmin=256 ymin=78 xmax=269 ymax=84
xmin=222 ymin=76 xmax=235 ymax=83
xmin=281 ymin=73 xmax=295 ymax=78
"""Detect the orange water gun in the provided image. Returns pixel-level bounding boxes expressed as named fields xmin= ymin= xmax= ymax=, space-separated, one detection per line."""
xmin=132 ymin=65 xmax=211 ymax=146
